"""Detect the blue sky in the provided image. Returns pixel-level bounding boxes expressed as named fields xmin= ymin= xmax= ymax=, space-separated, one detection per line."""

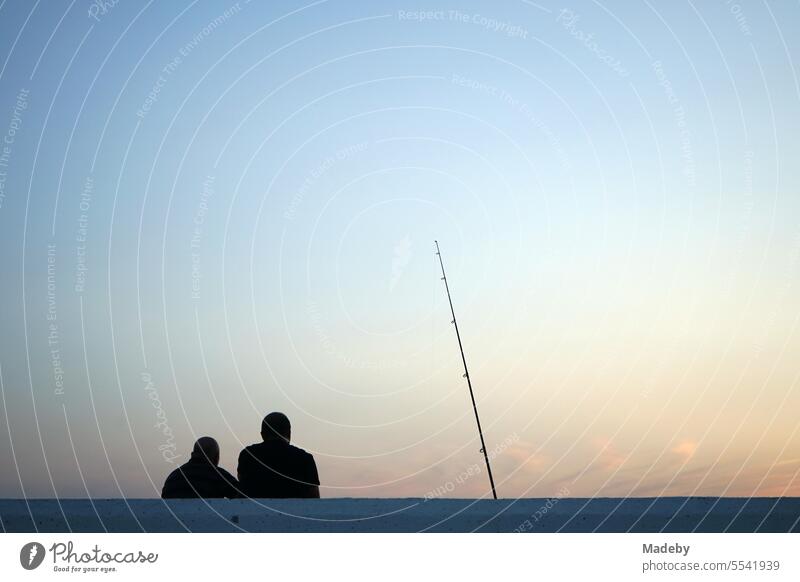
xmin=0 ymin=0 xmax=799 ymax=499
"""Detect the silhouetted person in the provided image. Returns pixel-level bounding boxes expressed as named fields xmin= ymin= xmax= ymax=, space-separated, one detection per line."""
xmin=237 ymin=412 xmax=320 ymax=498
xmin=161 ymin=437 xmax=241 ymax=499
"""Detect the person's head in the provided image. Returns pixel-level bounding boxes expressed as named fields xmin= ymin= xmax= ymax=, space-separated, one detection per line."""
xmin=261 ymin=412 xmax=291 ymax=443
xmin=191 ymin=436 xmax=220 ymax=466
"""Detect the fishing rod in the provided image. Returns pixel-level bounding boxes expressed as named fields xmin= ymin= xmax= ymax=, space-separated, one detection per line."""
xmin=435 ymin=240 xmax=498 ymax=500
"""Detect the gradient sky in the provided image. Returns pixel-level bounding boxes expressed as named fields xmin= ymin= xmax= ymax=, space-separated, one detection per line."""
xmin=0 ymin=0 xmax=799 ymax=500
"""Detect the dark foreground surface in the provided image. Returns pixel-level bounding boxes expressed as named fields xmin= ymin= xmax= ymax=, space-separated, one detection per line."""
xmin=1 ymin=497 xmax=798 ymax=532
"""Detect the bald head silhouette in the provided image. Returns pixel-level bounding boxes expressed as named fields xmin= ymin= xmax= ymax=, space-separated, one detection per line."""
xmin=237 ymin=412 xmax=319 ymax=498
xmin=191 ymin=436 xmax=220 ymax=466
xmin=261 ymin=412 xmax=291 ymax=443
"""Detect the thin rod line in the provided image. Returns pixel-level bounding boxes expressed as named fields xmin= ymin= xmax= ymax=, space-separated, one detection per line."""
xmin=435 ymin=240 xmax=498 ymax=499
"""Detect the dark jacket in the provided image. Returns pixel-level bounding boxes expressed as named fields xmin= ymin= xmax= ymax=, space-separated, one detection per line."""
xmin=237 ymin=441 xmax=320 ymax=498
xmin=161 ymin=457 xmax=241 ymax=499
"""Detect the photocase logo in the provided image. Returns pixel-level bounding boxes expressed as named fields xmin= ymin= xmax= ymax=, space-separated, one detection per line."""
xmin=19 ymin=542 xmax=46 ymax=570
xmin=389 ymin=235 xmax=412 ymax=292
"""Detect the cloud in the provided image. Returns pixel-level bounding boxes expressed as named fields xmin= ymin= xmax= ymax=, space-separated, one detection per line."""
xmin=593 ymin=436 xmax=626 ymax=471
xmin=500 ymin=441 xmax=550 ymax=468
xmin=670 ymin=440 xmax=697 ymax=460
xmin=774 ymin=458 xmax=800 ymax=467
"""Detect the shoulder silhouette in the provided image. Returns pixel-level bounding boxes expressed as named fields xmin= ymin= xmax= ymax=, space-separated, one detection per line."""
xmin=237 ymin=412 xmax=320 ymax=498
xmin=162 ymin=437 xmax=241 ymax=499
